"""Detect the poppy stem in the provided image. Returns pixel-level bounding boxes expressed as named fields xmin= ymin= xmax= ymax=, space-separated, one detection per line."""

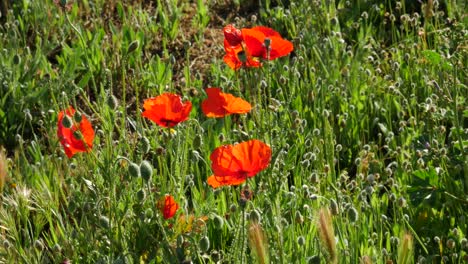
xmin=240 ymin=205 xmax=246 ymax=264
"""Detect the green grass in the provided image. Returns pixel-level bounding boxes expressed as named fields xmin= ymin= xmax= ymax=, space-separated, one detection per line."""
xmin=0 ymin=0 xmax=467 ymax=263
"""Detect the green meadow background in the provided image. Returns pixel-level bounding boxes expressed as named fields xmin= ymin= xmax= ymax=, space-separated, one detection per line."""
xmin=0 ymin=0 xmax=467 ymax=263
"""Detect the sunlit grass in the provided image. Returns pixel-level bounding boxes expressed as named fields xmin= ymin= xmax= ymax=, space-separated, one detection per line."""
xmin=0 ymin=0 xmax=466 ymax=263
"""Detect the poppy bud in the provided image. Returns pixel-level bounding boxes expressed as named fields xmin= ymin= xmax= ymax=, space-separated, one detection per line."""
xmin=136 ymin=189 xmax=145 ymax=201
xmin=223 ymin=24 xmax=242 ymax=47
xmin=199 ymin=236 xmax=210 ymax=252
xmin=73 ymin=130 xmax=83 ymax=140
xmin=99 ymin=215 xmax=110 ymax=228
xmin=13 ymin=54 xmax=21 ymax=65
xmin=108 ymin=95 xmax=119 ymax=109
xmin=140 ymin=136 xmax=151 ymax=154
xmin=330 ymin=199 xmax=339 ymax=215
xmin=34 ymin=239 xmax=44 ymax=251
xmin=213 ymin=214 xmax=224 ymax=229
xmin=61 ymin=115 xmax=73 ymax=128
xmin=140 ymin=160 xmax=153 ymax=181
xmin=297 ymin=236 xmax=306 ymax=246
xmin=347 ymin=207 xmax=359 ymax=223
xmin=237 ymin=51 xmax=247 ymax=63
xmin=127 ymin=40 xmax=140 ymax=54
xmin=193 ymin=134 xmax=203 ymax=149
xmin=128 ymin=162 xmax=141 ymax=178
xmin=73 ymin=111 xmax=82 ymax=123
xmin=145 ymin=208 xmax=153 ymax=219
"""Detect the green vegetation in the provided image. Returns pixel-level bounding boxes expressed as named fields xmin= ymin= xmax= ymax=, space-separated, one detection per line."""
xmin=0 ymin=0 xmax=466 ymax=263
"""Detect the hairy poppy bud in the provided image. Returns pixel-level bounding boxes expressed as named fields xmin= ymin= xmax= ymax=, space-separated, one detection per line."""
xmin=128 ymin=162 xmax=141 ymax=178
xmin=73 ymin=111 xmax=82 ymax=123
xmin=213 ymin=214 xmax=224 ymax=229
xmin=127 ymin=40 xmax=140 ymax=54
xmin=136 ymin=189 xmax=145 ymax=201
xmin=199 ymin=236 xmax=210 ymax=252
xmin=140 ymin=136 xmax=150 ymax=154
xmin=223 ymin=24 xmax=242 ymax=47
xmin=108 ymin=95 xmax=119 ymax=109
xmin=140 ymin=160 xmax=153 ymax=181
xmin=347 ymin=207 xmax=359 ymax=223
xmin=61 ymin=115 xmax=73 ymax=128
xmin=297 ymin=236 xmax=306 ymax=246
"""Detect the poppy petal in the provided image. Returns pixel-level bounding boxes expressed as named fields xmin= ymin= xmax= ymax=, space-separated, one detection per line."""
xmin=267 ymin=36 xmax=294 ymax=60
xmin=251 ymin=26 xmax=282 ymax=38
xmin=223 ymin=93 xmax=252 ymax=115
xmin=207 ymin=175 xmax=246 ymax=188
xmin=210 ymin=145 xmax=245 ymax=177
xmin=202 ymin=88 xmax=252 ymax=117
xmin=242 ymin=28 xmax=267 ymax=58
xmin=230 ymin=140 xmax=272 ymax=177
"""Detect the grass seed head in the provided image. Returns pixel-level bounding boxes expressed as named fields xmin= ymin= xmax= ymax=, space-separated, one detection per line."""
xmin=317 ymin=208 xmax=337 ymax=264
xmin=248 ymin=222 xmax=269 ymax=264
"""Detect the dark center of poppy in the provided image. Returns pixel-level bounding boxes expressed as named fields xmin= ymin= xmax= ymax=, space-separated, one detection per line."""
xmin=161 ymin=118 xmax=176 ymax=127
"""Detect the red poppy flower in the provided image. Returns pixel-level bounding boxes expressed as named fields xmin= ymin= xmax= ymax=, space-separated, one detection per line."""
xmin=242 ymin=26 xmax=294 ymax=60
xmin=158 ymin=194 xmax=179 ymax=219
xmin=201 ymin=88 xmax=252 ymax=118
xmin=223 ymin=40 xmax=262 ymax=70
xmin=222 ymin=25 xmax=293 ymax=69
xmin=223 ymin=24 xmax=243 ymax=47
xmin=207 ymin=140 xmax=272 ymax=188
xmin=142 ymin=93 xmax=192 ymax=128
xmin=57 ymin=106 xmax=94 ymax=158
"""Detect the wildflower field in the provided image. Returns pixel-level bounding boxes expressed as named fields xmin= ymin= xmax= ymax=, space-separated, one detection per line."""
xmin=0 ymin=0 xmax=467 ymax=263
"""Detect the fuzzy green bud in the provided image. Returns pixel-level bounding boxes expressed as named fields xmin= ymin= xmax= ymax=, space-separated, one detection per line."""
xmin=61 ymin=115 xmax=73 ymax=128
xmin=140 ymin=160 xmax=153 ymax=181
xmin=193 ymin=134 xmax=203 ymax=149
xmin=330 ymin=199 xmax=339 ymax=215
xmin=136 ymin=189 xmax=146 ymax=201
xmin=108 ymin=95 xmax=119 ymax=109
xmin=145 ymin=208 xmax=153 ymax=219
xmin=199 ymin=236 xmax=210 ymax=252
xmin=347 ymin=207 xmax=359 ymax=223
xmin=229 ymin=204 xmax=237 ymax=213
xmin=297 ymin=236 xmax=306 ymax=246
xmin=99 ymin=215 xmax=110 ymax=228
xmin=140 ymin=136 xmax=150 ymax=154
xmin=127 ymin=40 xmax=140 ymax=54
xmin=128 ymin=162 xmax=141 ymax=178
xmin=73 ymin=111 xmax=82 ymax=123
xmin=213 ymin=215 xmax=224 ymax=229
